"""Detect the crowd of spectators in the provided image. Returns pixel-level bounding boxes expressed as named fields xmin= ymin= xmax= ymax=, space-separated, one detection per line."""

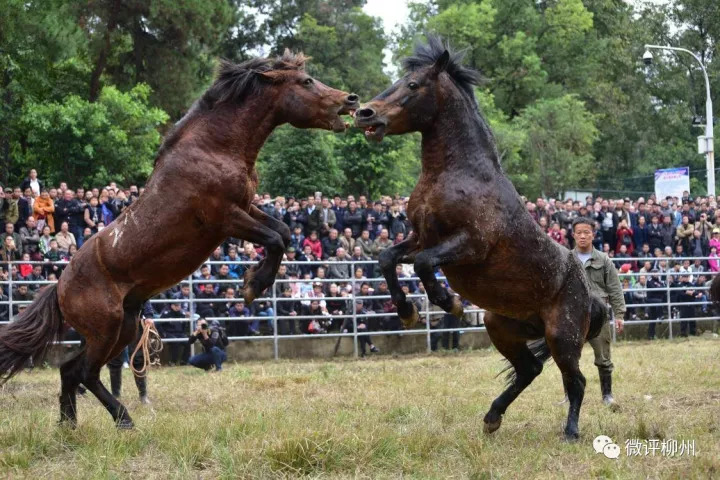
xmin=0 ymin=169 xmax=714 ymax=341
xmin=524 ymin=191 xmax=717 ymax=337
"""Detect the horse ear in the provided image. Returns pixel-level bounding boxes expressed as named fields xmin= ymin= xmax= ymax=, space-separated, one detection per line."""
xmin=432 ymin=50 xmax=450 ymax=75
xmin=256 ymin=70 xmax=284 ymax=84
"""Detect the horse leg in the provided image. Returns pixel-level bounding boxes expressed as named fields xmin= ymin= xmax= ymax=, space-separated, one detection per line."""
xmin=225 ymin=206 xmax=289 ymax=304
xmin=483 ymin=313 xmax=545 ymax=434
xmin=543 ymin=294 xmax=588 ymax=440
xmin=58 ymin=347 xmax=86 ymax=427
xmin=413 ymin=232 xmax=471 ymax=318
xmin=378 ymin=235 xmax=420 ymax=327
xmin=82 ymin=310 xmax=139 ymax=429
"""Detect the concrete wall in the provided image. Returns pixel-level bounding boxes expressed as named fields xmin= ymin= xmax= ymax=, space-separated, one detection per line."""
xmin=44 ymin=319 xmax=718 ymax=367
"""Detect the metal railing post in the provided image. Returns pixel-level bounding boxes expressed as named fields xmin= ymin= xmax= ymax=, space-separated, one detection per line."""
xmin=425 ymin=295 xmax=431 ymax=353
xmin=7 ymin=262 xmax=13 ymax=322
xmin=666 ymin=271 xmax=673 ymax=340
xmin=351 ymin=261 xmax=358 ymax=358
xmin=272 ymin=283 xmax=279 ymax=360
xmin=188 ymin=274 xmax=195 ymax=357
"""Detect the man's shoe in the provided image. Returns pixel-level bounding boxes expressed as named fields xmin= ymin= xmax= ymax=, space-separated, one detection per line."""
xmin=370 ymin=346 xmax=379 ymax=353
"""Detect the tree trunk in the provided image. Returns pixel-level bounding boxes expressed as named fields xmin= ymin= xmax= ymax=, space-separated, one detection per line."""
xmin=1 ymin=69 xmax=12 ymax=186
xmin=89 ymin=4 xmax=118 ymax=102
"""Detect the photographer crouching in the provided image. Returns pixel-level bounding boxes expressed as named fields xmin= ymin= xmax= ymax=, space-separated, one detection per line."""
xmin=188 ymin=318 xmax=229 ymax=372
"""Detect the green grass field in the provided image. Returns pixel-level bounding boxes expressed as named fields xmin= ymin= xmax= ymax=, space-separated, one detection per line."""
xmin=0 ymin=337 xmax=718 ymax=479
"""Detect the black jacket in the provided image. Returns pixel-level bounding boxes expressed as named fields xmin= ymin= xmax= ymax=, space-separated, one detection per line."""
xmin=69 ymin=200 xmax=87 ymax=228
xmin=16 ymin=198 xmax=31 ymax=229
xmin=158 ymin=309 xmax=188 ymax=337
xmin=54 ymin=199 xmax=78 ymax=229
xmin=659 ymin=224 xmax=675 ymax=249
xmin=343 ymin=208 xmax=363 ymax=237
xmin=20 ymin=177 xmax=43 ymax=193
xmin=188 ymin=326 xmax=229 ymax=352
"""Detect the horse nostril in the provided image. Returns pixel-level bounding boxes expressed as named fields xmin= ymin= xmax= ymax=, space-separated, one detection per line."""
xmin=346 ymin=94 xmax=359 ymax=104
xmin=356 ymin=108 xmax=375 ymax=118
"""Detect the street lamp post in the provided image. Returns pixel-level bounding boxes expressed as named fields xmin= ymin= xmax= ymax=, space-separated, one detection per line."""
xmin=643 ymin=44 xmax=715 ymax=196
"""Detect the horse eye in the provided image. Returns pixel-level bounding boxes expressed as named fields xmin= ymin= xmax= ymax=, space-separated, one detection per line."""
xmin=408 ymin=82 xmax=419 ymax=90
xmin=303 ymin=78 xmax=314 ymax=86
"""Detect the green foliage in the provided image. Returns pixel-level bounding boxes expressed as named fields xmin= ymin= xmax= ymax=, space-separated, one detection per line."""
xmin=257 ymin=126 xmax=346 ymax=197
xmin=426 ymin=1 xmax=497 ymax=67
xmin=2 ymin=0 xmax=720 ymax=198
xmin=335 ymin=131 xmax=420 ymax=198
xmin=392 ymin=0 xmax=720 ymax=197
xmin=296 ymin=9 xmax=389 ymax=99
xmin=19 ymin=84 xmax=168 ymax=187
xmin=82 ymin=0 xmax=235 ymax=117
xmin=475 ymin=89 xmax=526 ymax=184
xmin=516 ymin=94 xmax=598 ymax=198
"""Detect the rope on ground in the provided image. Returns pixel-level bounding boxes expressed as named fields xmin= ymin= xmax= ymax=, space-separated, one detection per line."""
xmin=130 ymin=319 xmax=163 ymax=378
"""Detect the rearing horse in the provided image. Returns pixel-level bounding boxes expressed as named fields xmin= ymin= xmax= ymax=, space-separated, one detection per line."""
xmin=355 ymin=37 xmax=606 ymax=440
xmin=0 ymin=51 xmax=359 ymax=428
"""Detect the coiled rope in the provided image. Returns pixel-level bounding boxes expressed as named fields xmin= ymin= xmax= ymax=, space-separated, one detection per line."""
xmin=130 ymin=319 xmax=164 ymax=377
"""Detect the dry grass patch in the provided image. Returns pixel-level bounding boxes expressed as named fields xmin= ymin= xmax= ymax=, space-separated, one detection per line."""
xmin=0 ymin=337 xmax=718 ymax=479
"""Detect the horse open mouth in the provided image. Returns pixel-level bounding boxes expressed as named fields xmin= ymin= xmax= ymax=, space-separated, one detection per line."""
xmin=363 ymin=123 xmax=386 ymax=142
xmin=335 ymin=108 xmax=357 ymax=132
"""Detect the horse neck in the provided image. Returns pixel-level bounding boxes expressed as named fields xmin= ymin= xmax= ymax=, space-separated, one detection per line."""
xmin=420 ymin=93 xmax=499 ymax=178
xmin=197 ymin=95 xmax=280 ymax=167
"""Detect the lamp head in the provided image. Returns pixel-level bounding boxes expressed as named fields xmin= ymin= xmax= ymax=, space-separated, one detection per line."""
xmin=643 ymin=50 xmax=653 ymax=65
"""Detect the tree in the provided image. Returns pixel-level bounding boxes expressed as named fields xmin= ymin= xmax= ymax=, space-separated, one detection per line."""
xmin=257 ymin=126 xmax=345 ymax=197
xmin=295 ymin=9 xmax=389 ymax=99
xmin=334 ymin=130 xmax=420 ymax=198
xmin=0 ymin=0 xmax=85 ymax=184
xmin=75 ymin=0 xmax=235 ymax=117
xmin=20 ymin=84 xmax=168 ymax=187
xmin=515 ymin=95 xmax=598 ymax=198
xmin=251 ymin=0 xmax=365 ymax=54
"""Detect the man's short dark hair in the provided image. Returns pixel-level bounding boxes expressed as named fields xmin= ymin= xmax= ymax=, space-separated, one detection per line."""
xmin=572 ymin=217 xmax=595 ymax=231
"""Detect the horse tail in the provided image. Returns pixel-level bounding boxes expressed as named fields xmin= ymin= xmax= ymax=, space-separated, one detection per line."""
xmin=0 ymin=284 xmax=64 ymax=384
xmin=587 ymin=293 xmax=609 ymax=341
xmin=499 ymin=338 xmax=553 ymax=387
xmin=710 ymin=274 xmax=720 ymax=309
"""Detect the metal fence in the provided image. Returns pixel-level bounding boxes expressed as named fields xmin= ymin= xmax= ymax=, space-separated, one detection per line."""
xmin=0 ymin=256 xmax=718 ymax=359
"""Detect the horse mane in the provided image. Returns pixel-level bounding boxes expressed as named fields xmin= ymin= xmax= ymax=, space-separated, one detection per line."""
xmin=154 ymin=50 xmax=309 ymax=164
xmin=404 ymin=35 xmax=501 ymax=167
xmin=200 ymin=50 xmax=309 ymax=109
xmin=402 ymin=35 xmax=482 ymax=99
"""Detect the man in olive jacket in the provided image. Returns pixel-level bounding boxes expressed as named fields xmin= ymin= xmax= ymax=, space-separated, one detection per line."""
xmin=572 ymin=217 xmax=626 ymax=407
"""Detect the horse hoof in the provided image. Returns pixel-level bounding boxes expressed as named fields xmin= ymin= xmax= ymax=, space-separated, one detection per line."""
xmin=483 ymin=418 xmax=502 ymax=434
xmin=243 ymin=287 xmax=257 ymax=305
xmin=242 ymin=269 xmax=259 ymax=303
xmin=563 ymin=429 xmax=580 ymax=442
xmin=450 ymin=297 xmax=464 ymax=318
xmin=400 ymin=305 xmax=419 ymax=329
xmin=116 ymin=418 xmax=135 ymax=430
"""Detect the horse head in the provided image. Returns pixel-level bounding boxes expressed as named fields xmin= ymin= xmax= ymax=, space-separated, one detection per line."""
xmin=354 ymin=35 xmax=481 ymax=142
xmin=205 ymin=50 xmax=359 ymax=133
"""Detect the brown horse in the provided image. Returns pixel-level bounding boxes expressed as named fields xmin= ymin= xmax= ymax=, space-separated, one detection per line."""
xmin=0 ymin=51 xmax=358 ymax=428
xmin=354 ymin=37 xmax=606 ymax=440
xmin=710 ymin=274 xmax=720 ymax=310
